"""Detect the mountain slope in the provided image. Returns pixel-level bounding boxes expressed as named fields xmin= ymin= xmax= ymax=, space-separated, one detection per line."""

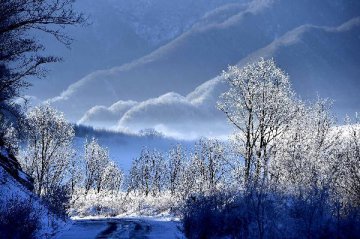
xmin=29 ymin=0 xmax=243 ymax=99
xmin=78 ymin=17 xmax=360 ymax=137
xmin=51 ymin=0 xmax=360 ymax=121
xmin=237 ymin=17 xmax=360 ymax=116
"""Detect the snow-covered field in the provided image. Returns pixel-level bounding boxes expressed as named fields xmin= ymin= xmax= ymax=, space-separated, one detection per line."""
xmin=57 ymin=217 xmax=184 ymax=239
xmin=69 ymin=190 xmax=179 ymax=218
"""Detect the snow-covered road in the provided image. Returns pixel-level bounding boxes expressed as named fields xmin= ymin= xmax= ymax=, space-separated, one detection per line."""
xmin=57 ymin=217 xmax=184 ymax=239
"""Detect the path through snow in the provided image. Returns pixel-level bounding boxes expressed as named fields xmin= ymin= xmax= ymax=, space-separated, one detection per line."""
xmin=57 ymin=217 xmax=184 ymax=239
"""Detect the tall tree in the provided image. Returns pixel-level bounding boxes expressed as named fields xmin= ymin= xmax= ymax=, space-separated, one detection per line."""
xmin=21 ymin=104 xmax=75 ymax=195
xmin=83 ymin=138 xmax=109 ymax=194
xmin=217 ymin=58 xmax=297 ymax=184
xmin=167 ymin=144 xmax=186 ymax=196
xmin=128 ymin=148 xmax=166 ymax=196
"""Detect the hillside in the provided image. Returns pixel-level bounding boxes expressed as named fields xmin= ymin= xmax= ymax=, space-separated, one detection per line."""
xmin=0 ymin=147 xmax=67 ymax=238
xmin=50 ymin=0 xmax=360 ymax=121
xmin=74 ymin=17 xmax=360 ymax=137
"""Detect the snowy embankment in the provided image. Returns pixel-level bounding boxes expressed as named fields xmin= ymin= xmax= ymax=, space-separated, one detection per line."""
xmin=56 ymin=216 xmax=184 ymax=239
xmin=0 ymin=165 xmax=68 ymax=238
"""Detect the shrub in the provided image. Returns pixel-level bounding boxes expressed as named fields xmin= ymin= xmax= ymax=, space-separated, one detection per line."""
xmin=182 ymin=192 xmax=251 ymax=239
xmin=0 ymin=197 xmax=41 ymax=239
xmin=42 ymin=185 xmax=71 ymax=220
xmin=181 ymin=188 xmax=360 ymax=239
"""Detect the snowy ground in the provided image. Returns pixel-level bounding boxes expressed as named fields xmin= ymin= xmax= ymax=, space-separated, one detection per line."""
xmin=56 ymin=217 xmax=184 ymax=239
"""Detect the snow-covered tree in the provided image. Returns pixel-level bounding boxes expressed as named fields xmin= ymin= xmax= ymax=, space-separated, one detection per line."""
xmin=1 ymin=122 xmax=19 ymax=155
xmin=68 ymin=155 xmax=84 ymax=195
xmin=83 ymin=138 xmax=110 ymax=194
xmin=102 ymin=161 xmax=123 ymax=193
xmin=128 ymin=148 xmax=166 ymax=196
xmin=21 ymin=104 xmax=75 ymax=196
xmin=269 ymin=98 xmax=340 ymax=194
xmin=167 ymin=144 xmax=186 ymax=196
xmin=151 ymin=150 xmax=166 ymax=196
xmin=333 ymin=115 xmax=360 ymax=207
xmin=217 ymin=58 xmax=297 ymax=184
xmin=180 ymin=139 xmax=228 ymax=196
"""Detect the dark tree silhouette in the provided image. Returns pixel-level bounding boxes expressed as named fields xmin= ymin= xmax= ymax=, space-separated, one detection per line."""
xmin=0 ymin=0 xmax=85 ymax=128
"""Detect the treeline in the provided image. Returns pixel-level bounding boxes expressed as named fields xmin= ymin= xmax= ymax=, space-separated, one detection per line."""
xmin=9 ymin=105 xmax=234 ymax=198
xmin=127 ymin=139 xmax=231 ymax=198
xmin=1 ymin=103 xmax=233 ymax=214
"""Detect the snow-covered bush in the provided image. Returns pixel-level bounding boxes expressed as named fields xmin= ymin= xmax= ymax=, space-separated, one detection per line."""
xmin=69 ymin=189 xmax=179 ymax=217
xmin=182 ymin=187 xmax=360 ymax=239
xmin=0 ymin=196 xmax=41 ymax=239
xmin=182 ymin=192 xmax=251 ymax=239
xmin=42 ymin=184 xmax=71 ymax=220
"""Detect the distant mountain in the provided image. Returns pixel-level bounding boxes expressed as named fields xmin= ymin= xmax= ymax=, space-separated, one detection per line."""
xmin=107 ymin=0 xmax=244 ymax=45
xmin=73 ymin=125 xmax=196 ymax=170
xmin=77 ymin=17 xmax=360 ymax=137
xmin=29 ymin=0 xmax=243 ymax=99
xmin=237 ymin=17 xmax=360 ymax=117
xmin=50 ymin=0 xmax=360 ymax=121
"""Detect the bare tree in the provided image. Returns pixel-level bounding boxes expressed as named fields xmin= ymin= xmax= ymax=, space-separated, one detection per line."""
xmin=0 ymin=0 xmax=85 ymax=142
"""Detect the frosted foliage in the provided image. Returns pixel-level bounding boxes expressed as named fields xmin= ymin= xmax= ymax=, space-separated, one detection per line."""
xmin=68 ymin=155 xmax=84 ymax=194
xmin=21 ymin=104 xmax=75 ymax=196
xmin=102 ymin=161 xmax=123 ymax=193
xmin=218 ymin=58 xmax=297 ymax=182
xmin=128 ymin=148 xmax=166 ymax=197
xmin=334 ymin=115 xmax=360 ymax=206
xmin=269 ymin=99 xmax=338 ymax=193
xmin=0 ymin=115 xmax=19 ymax=155
xmin=3 ymin=124 xmax=18 ymax=155
xmin=167 ymin=144 xmax=186 ymax=196
xmin=187 ymin=139 xmax=228 ymax=194
xmin=84 ymin=138 xmax=110 ymax=194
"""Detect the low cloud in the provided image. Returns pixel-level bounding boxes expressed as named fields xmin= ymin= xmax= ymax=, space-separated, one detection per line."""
xmin=78 ymin=100 xmax=138 ymax=128
xmin=79 ymin=77 xmax=232 ymax=139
